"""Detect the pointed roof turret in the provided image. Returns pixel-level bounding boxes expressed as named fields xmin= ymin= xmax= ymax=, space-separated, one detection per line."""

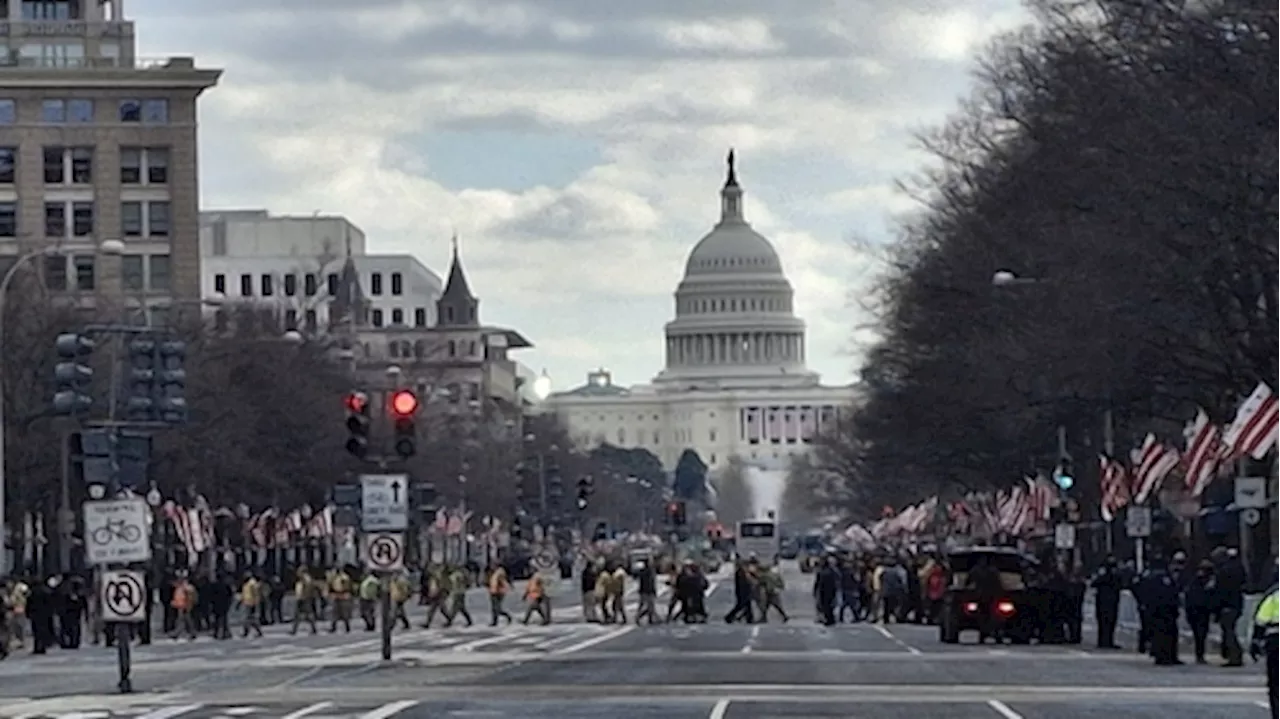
xmin=328 ymin=254 xmax=368 ymax=331
xmin=436 ymin=233 xmax=480 ymax=327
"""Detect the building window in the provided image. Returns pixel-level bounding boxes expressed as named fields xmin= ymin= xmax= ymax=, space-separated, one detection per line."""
xmin=38 ymin=99 xmax=94 ymax=123
xmin=149 ymin=255 xmax=170 ymax=292
xmin=390 ymin=272 xmax=402 ymax=295
xmin=213 ymin=273 xmax=225 ymax=294
xmin=44 ymin=202 xmax=65 ymax=237
xmin=326 ymin=273 xmax=338 ymax=296
xmin=283 ymin=274 xmax=296 ymax=296
xmin=22 ymin=1 xmax=81 ymax=20
xmin=73 ymin=254 xmax=94 ymax=291
xmin=0 ymin=100 xmax=14 ymax=124
xmin=72 ymin=201 xmax=93 ymax=236
xmin=371 ymin=309 xmax=384 ymax=327
xmin=119 ymin=99 xmax=168 ymax=123
xmin=370 ymin=272 xmax=382 ymax=296
xmin=304 ymin=309 xmax=317 ymax=332
xmin=0 ymin=203 xmax=15 ymax=237
xmin=391 ymin=308 xmax=403 ymax=325
xmin=147 ymin=201 xmax=169 ymax=236
xmin=239 ymin=273 xmax=252 ymax=297
xmin=0 ymin=148 xmax=14 ymax=183
xmin=260 ymin=274 xmax=273 ymax=296
xmin=43 ymin=254 xmax=66 ymax=290
xmin=70 ymin=147 xmax=92 ymax=183
xmin=617 ymin=429 xmax=626 ymax=444
xmin=304 ymin=273 xmax=317 ymax=296
xmin=121 ymin=255 xmax=144 ymax=291
xmin=43 ymin=146 xmax=63 ymax=183
xmin=120 ymin=147 xmax=168 ymax=184
xmin=413 ymin=308 xmax=426 ymax=327
xmin=121 ymin=202 xmax=142 ymax=237
xmin=284 ymin=309 xmax=297 ymax=330
xmin=41 ymin=99 xmax=65 ymax=123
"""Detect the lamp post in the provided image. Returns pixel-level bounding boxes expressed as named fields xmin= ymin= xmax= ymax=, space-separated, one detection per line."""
xmin=0 ymin=239 xmax=125 ymax=577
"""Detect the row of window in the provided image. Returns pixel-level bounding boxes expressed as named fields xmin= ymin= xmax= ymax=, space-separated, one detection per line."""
xmin=0 ymin=200 xmax=169 ymax=239
xmin=41 ymin=252 xmax=170 ymax=293
xmin=371 ymin=307 xmax=429 ymax=328
xmin=0 ymin=97 xmax=170 ymax=125
xmin=14 ymin=1 xmax=85 ymax=20
xmin=214 ymin=269 xmax=407 ymax=299
xmin=0 ymin=146 xmax=170 ymax=185
xmin=679 ymin=295 xmax=790 ymax=315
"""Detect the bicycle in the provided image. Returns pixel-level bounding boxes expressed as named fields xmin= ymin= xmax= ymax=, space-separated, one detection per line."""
xmin=91 ymin=518 xmax=143 ymax=545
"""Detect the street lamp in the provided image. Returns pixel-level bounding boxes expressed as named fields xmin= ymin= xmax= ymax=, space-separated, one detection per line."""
xmin=532 ymin=369 xmax=552 ymax=400
xmin=991 ymin=270 xmax=1042 ymax=287
xmin=0 ymin=239 xmax=120 ymax=576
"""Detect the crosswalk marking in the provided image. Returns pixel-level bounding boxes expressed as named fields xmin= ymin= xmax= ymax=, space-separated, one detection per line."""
xmin=136 ymin=706 xmax=203 ymax=719
xmin=278 ymin=703 xmax=333 ymax=719
xmin=356 ymin=701 xmax=418 ymax=719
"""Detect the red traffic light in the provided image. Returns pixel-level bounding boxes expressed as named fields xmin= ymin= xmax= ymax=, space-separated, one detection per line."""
xmin=390 ymin=390 xmax=419 ymax=417
xmin=344 ymin=392 xmax=368 ymax=413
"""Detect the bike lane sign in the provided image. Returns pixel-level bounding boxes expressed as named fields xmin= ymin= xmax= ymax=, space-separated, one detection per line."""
xmin=84 ymin=498 xmax=152 ymax=565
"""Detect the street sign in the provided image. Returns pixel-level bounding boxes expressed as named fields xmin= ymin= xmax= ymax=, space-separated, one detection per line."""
xmin=332 ymin=483 xmax=360 ymax=507
xmin=533 ymin=549 xmax=557 ymax=570
xmin=1053 ymin=523 xmax=1076 ymax=550
xmin=1125 ymin=506 xmax=1152 ymax=538
xmin=1234 ymin=476 xmax=1267 ymax=509
xmin=83 ymin=498 xmax=151 ymax=565
xmin=360 ymin=473 xmax=409 ymax=532
xmin=364 ymin=532 xmax=405 ymax=572
xmin=100 ymin=569 xmax=147 ymax=622
xmin=1242 ymin=508 xmax=1262 ymax=527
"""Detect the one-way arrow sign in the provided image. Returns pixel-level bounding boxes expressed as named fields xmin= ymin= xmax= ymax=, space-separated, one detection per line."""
xmin=361 ymin=473 xmax=409 ymax=532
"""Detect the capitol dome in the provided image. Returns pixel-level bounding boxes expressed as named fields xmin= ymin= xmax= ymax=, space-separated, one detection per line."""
xmin=654 ymin=151 xmax=817 ymax=391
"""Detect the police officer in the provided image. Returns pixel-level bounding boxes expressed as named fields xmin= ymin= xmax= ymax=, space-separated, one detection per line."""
xmin=1142 ymin=558 xmax=1183 ymax=666
xmin=1248 ymin=584 xmax=1278 ymax=716
xmin=1091 ymin=556 xmax=1124 ymax=649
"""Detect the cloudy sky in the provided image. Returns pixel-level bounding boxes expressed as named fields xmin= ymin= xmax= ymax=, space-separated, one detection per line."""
xmin=135 ymin=0 xmax=1027 ymax=391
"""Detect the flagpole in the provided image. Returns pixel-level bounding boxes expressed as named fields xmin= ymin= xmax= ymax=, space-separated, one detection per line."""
xmin=1103 ymin=408 xmax=1115 ymax=556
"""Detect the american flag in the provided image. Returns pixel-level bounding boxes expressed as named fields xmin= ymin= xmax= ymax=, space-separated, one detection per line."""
xmin=1099 ymin=454 xmax=1130 ymax=521
xmin=1183 ymin=409 xmax=1224 ymax=497
xmin=1223 ymin=382 xmax=1279 ymax=460
xmin=1131 ymin=434 xmax=1179 ymax=504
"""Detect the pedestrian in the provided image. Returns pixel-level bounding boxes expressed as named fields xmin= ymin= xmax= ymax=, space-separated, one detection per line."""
xmin=521 ymin=573 xmax=550 ymax=625
xmin=327 ymin=566 xmax=353 ymax=633
xmin=238 ymin=573 xmax=264 ymax=638
xmin=443 ymin=565 xmax=473 ymax=628
xmin=1183 ymin=560 xmax=1216 ymax=664
xmin=813 ymin=555 xmax=840 ymax=626
xmin=634 ymin=560 xmax=658 ymax=625
xmin=290 ymin=569 xmax=319 ymax=635
xmin=1211 ymin=547 xmax=1246 ymax=667
xmin=1144 ymin=561 xmax=1182 ymax=666
xmin=487 ymin=565 xmax=513 ymax=626
xmin=1248 ymin=584 xmax=1277 ymax=716
xmin=1090 ymin=556 xmax=1124 ymax=649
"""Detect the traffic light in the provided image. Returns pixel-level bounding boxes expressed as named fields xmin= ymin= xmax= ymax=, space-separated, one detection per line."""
xmin=667 ymin=501 xmax=687 ymax=526
xmin=1053 ymin=458 xmax=1074 ymax=491
xmin=52 ymin=332 xmax=95 ymax=417
xmin=72 ymin=429 xmax=117 ymax=499
xmin=156 ymin=340 xmax=187 ymax=423
xmin=575 ymin=475 xmax=593 ymax=511
xmin=345 ymin=391 xmax=370 ymax=458
xmin=125 ymin=338 xmax=156 ymax=421
xmin=389 ymin=389 xmax=418 ymax=459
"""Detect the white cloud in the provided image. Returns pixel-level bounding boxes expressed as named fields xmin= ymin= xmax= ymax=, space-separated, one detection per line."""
xmin=133 ymin=0 xmax=1030 ymax=388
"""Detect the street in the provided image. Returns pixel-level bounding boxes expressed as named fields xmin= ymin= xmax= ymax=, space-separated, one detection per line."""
xmin=0 ymin=564 xmax=1269 ymax=718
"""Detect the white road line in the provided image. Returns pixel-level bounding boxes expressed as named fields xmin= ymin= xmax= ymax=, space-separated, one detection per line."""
xmin=986 ymin=699 xmax=1024 ymax=719
xmin=1255 ymin=701 xmax=1271 ymax=709
xmin=708 ymin=699 xmax=731 ymax=719
xmin=451 ymin=634 xmax=518 ymax=652
xmin=548 ymin=624 xmax=635 ymax=655
xmin=740 ymin=645 xmax=753 ymax=654
xmin=358 ymin=700 xmax=419 ymax=719
xmin=280 ymin=702 xmax=334 ymax=719
xmin=750 ymin=625 xmax=761 ymax=639
xmin=873 ymin=624 xmax=895 ymax=639
xmin=138 ymin=706 xmax=205 ymax=719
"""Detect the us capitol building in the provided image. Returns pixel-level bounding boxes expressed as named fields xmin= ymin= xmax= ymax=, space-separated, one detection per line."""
xmin=542 ymin=153 xmax=854 ymax=472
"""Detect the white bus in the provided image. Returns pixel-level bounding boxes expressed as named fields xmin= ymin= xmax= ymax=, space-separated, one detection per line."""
xmin=736 ymin=519 xmax=780 ymax=564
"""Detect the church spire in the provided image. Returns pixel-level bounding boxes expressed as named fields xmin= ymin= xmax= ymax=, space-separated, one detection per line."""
xmin=719 ymin=148 xmax=744 ymax=223
xmin=436 ymin=231 xmax=480 ymax=327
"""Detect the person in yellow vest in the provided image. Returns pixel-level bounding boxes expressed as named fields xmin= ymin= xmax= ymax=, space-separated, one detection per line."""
xmin=238 ymin=573 xmax=264 ymax=638
xmin=170 ymin=573 xmax=197 ymax=640
xmin=522 ymin=572 xmax=550 ymax=625
xmin=327 ymin=566 xmax=353 ymax=633
xmin=358 ymin=572 xmax=381 ymax=631
xmin=1249 ymin=585 xmax=1278 ymax=716
xmin=487 ymin=564 xmax=513 ymax=626
xmin=594 ymin=564 xmax=613 ymax=623
xmin=419 ymin=565 xmax=448 ymax=629
xmin=389 ymin=572 xmax=411 ymax=629
xmin=291 ymin=568 xmax=319 ymax=635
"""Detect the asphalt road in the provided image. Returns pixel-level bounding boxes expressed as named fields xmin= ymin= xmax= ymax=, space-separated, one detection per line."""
xmin=0 ymin=564 xmax=1269 ymax=718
